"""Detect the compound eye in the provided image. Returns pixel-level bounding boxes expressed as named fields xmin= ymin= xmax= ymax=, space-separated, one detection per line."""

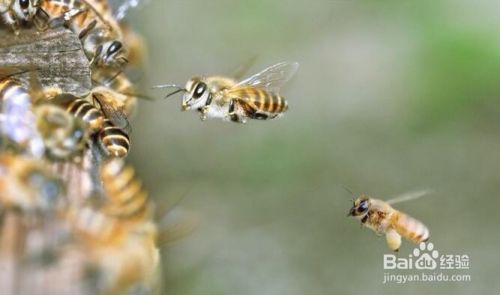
xmin=192 ymin=82 xmax=207 ymax=99
xmin=107 ymin=41 xmax=123 ymax=56
xmin=20 ymin=0 xmax=30 ymax=10
xmin=358 ymin=200 xmax=369 ymax=212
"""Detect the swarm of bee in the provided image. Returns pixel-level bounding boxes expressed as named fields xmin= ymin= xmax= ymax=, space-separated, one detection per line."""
xmin=0 ymin=0 xmax=167 ymax=294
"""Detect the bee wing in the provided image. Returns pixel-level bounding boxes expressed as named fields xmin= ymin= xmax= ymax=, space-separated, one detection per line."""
xmin=108 ymin=0 xmax=150 ymax=21
xmin=103 ymin=103 xmax=132 ymax=135
xmin=0 ymin=67 xmax=30 ymax=80
xmin=386 ymin=189 xmax=434 ymax=205
xmin=93 ymin=94 xmax=132 ymax=135
xmin=229 ymin=56 xmax=257 ymax=80
xmin=235 ymin=61 xmax=299 ymax=93
xmin=157 ymin=208 xmax=199 ymax=247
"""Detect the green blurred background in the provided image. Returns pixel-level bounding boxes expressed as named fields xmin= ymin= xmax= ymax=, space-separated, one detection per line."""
xmin=126 ymin=0 xmax=499 ymax=294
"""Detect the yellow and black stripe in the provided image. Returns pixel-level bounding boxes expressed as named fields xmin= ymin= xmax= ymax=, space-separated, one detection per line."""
xmin=98 ymin=118 xmax=130 ymax=158
xmin=230 ymin=86 xmax=288 ymax=118
xmin=51 ymin=94 xmax=105 ymax=133
xmin=0 ymin=78 xmax=31 ymax=103
xmin=100 ymin=159 xmax=151 ymax=220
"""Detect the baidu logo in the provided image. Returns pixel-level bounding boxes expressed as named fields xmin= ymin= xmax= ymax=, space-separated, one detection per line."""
xmin=383 ymin=242 xmax=470 ymax=271
xmin=382 ymin=242 xmax=472 ymax=284
xmin=413 ymin=242 xmax=439 ymax=270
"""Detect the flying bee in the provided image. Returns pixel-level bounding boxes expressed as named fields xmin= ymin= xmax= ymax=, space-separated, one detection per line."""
xmin=34 ymin=104 xmax=88 ymax=161
xmin=156 ymin=61 xmax=299 ymax=123
xmin=0 ymin=153 xmax=64 ymax=212
xmin=38 ymin=0 xmax=127 ymax=68
xmin=348 ymin=190 xmax=431 ymax=252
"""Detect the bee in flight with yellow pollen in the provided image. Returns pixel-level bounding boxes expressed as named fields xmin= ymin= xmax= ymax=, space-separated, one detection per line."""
xmin=347 ymin=189 xmax=432 ymax=252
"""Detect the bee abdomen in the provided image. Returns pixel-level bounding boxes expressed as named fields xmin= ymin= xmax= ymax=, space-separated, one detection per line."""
xmin=244 ymin=89 xmax=288 ymax=114
xmin=269 ymin=93 xmax=288 ymax=113
xmin=391 ymin=212 xmax=429 ymax=243
xmin=98 ymin=119 xmax=129 ymax=158
xmin=0 ymin=79 xmax=30 ymax=102
xmin=100 ymin=160 xmax=150 ymax=220
xmin=68 ymin=99 xmax=105 ymax=132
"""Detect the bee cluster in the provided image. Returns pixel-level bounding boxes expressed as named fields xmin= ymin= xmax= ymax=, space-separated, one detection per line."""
xmin=0 ymin=1 xmax=162 ymax=294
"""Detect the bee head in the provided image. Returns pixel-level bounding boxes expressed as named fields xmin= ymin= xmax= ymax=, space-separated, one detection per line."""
xmin=182 ymin=78 xmax=210 ymax=111
xmin=347 ymin=196 xmax=371 ymax=217
xmin=13 ymin=0 xmax=38 ymax=20
xmin=95 ymin=41 xmax=128 ymax=68
xmin=35 ymin=105 xmax=87 ymax=160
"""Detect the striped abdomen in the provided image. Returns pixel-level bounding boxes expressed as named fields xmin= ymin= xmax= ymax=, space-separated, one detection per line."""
xmin=390 ymin=211 xmax=429 ymax=244
xmin=0 ymin=78 xmax=30 ymax=103
xmin=231 ymin=87 xmax=288 ymax=117
xmin=100 ymin=159 xmax=151 ymax=220
xmin=98 ymin=119 xmax=129 ymax=158
xmin=52 ymin=94 xmax=105 ymax=133
xmin=0 ymin=79 xmax=40 ymax=147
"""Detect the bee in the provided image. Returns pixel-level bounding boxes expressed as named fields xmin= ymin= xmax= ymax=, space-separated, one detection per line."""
xmin=347 ymin=190 xmax=431 ymax=252
xmin=91 ymin=68 xmax=138 ymax=117
xmin=118 ymin=21 xmax=147 ymax=67
xmin=0 ymin=153 xmax=64 ymax=212
xmin=50 ymin=93 xmax=105 ymax=134
xmin=38 ymin=0 xmax=127 ymax=68
xmin=111 ymin=0 xmax=148 ymax=67
xmin=156 ymin=61 xmax=299 ymax=123
xmin=64 ymin=159 xmax=159 ymax=294
xmin=34 ymin=103 xmax=88 ymax=161
xmin=92 ymin=90 xmax=131 ymax=158
xmin=0 ymin=77 xmax=45 ymax=156
xmin=0 ymin=0 xmax=40 ymax=34
xmin=49 ymin=92 xmax=130 ymax=158
xmin=100 ymin=159 xmax=151 ymax=219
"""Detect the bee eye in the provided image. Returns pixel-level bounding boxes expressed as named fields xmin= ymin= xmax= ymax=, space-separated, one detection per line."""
xmin=192 ymin=82 xmax=206 ymax=99
xmin=359 ymin=200 xmax=369 ymax=212
xmin=107 ymin=41 xmax=122 ymax=56
xmin=20 ymin=0 xmax=30 ymax=10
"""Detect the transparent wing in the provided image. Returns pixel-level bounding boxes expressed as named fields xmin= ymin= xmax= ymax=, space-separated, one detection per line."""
xmin=108 ymin=0 xmax=149 ymax=20
xmin=235 ymin=61 xmax=299 ymax=93
xmin=387 ymin=189 xmax=434 ymax=205
xmin=92 ymin=93 xmax=132 ymax=135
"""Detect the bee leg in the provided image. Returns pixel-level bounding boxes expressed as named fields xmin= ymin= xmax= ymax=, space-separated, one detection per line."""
xmin=199 ymin=106 xmax=209 ymax=121
xmin=386 ymin=229 xmax=402 ymax=252
xmin=227 ymin=100 xmax=239 ymax=122
xmin=0 ymin=9 xmax=20 ymax=35
xmin=48 ymin=8 xmax=84 ymax=29
xmin=253 ymin=113 xmax=269 ymax=120
xmin=33 ymin=8 xmax=50 ymax=31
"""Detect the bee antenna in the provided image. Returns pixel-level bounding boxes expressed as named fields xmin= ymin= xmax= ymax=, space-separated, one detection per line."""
xmin=342 ymin=186 xmax=356 ymax=201
xmin=153 ymin=84 xmax=187 ymax=99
